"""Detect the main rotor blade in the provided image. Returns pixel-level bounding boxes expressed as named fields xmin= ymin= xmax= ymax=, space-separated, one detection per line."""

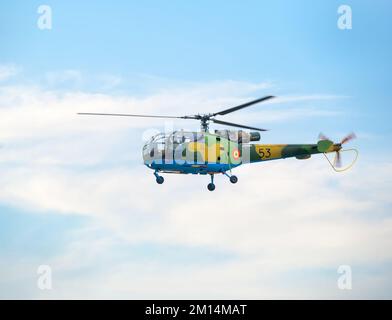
xmin=213 ymin=95 xmax=275 ymax=116
xmin=212 ymin=119 xmax=268 ymax=131
xmin=77 ymin=113 xmax=197 ymax=120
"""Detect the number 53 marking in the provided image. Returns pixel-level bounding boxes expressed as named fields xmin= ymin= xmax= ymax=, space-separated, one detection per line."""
xmin=258 ymin=147 xmax=271 ymax=159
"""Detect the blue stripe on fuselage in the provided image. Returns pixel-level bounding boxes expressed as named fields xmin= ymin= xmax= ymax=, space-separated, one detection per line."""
xmin=146 ymin=161 xmax=240 ymax=174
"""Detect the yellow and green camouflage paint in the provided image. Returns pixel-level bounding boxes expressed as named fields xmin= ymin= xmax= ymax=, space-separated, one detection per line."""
xmin=143 ymin=131 xmax=341 ymax=173
xmin=188 ymin=132 xmax=340 ymax=164
xmin=249 ymin=139 xmax=339 ymax=163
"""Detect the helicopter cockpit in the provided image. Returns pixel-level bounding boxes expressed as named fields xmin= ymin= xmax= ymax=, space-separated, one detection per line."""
xmin=143 ymin=131 xmax=204 ymax=163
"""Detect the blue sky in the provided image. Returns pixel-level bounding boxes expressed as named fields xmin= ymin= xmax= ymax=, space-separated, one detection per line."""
xmin=1 ymin=0 xmax=391 ymax=151
xmin=0 ymin=1 xmax=391 ymax=298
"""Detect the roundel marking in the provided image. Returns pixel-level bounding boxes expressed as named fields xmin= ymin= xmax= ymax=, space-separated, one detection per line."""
xmin=232 ymin=148 xmax=240 ymax=160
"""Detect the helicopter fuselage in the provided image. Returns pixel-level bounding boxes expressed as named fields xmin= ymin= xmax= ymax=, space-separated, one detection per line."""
xmin=142 ymin=130 xmax=340 ymax=175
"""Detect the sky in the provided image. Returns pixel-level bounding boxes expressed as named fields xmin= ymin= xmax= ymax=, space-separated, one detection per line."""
xmin=0 ymin=0 xmax=391 ymax=299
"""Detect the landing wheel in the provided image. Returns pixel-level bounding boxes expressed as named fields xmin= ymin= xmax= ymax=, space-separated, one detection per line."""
xmin=229 ymin=175 xmax=238 ymax=184
xmin=207 ymin=183 xmax=216 ymax=191
xmin=156 ymin=176 xmax=164 ymax=184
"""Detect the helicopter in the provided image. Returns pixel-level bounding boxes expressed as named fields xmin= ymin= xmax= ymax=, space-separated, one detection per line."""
xmin=78 ymin=95 xmax=358 ymax=191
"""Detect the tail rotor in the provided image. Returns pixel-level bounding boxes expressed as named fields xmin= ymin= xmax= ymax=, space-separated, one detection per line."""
xmin=319 ymin=132 xmax=358 ymax=171
xmin=334 ymin=132 xmax=356 ymax=168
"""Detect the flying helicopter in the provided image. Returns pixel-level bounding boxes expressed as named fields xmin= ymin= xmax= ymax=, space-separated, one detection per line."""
xmin=78 ymin=95 xmax=358 ymax=191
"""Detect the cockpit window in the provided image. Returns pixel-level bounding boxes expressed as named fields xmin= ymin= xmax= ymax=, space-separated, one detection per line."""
xmin=169 ymin=131 xmax=201 ymax=144
xmin=144 ymin=131 xmax=204 ymax=150
xmin=152 ymin=133 xmax=167 ymax=144
xmin=171 ymin=133 xmax=184 ymax=144
xmin=194 ymin=133 xmax=204 ymax=142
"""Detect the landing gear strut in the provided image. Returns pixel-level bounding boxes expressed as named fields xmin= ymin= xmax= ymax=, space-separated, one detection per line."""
xmin=207 ymin=174 xmax=215 ymax=191
xmin=154 ymin=171 xmax=164 ymax=184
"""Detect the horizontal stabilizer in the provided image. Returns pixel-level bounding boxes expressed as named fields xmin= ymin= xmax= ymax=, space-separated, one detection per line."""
xmin=296 ymin=154 xmax=311 ymax=160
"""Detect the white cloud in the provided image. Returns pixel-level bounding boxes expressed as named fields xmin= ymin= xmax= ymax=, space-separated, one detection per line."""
xmin=44 ymin=70 xmax=83 ymax=86
xmin=0 ymin=64 xmax=20 ymax=81
xmin=97 ymin=74 xmax=123 ymax=89
xmin=0 ymin=81 xmax=343 ymax=143
xmin=2 ymin=160 xmax=391 ymax=299
xmin=0 ymin=77 xmax=391 ymax=298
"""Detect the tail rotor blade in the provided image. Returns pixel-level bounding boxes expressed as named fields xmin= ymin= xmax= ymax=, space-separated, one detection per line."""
xmin=318 ymin=132 xmax=330 ymax=141
xmin=334 ymin=151 xmax=342 ymax=168
xmin=341 ymin=132 xmax=356 ymax=145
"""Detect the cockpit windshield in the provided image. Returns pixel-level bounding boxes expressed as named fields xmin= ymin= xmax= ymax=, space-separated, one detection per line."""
xmin=143 ymin=131 xmax=206 ymax=163
xmin=151 ymin=133 xmax=167 ymax=144
xmin=144 ymin=131 xmax=204 ymax=148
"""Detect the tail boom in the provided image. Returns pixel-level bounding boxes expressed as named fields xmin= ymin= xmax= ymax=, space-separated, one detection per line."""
xmin=248 ymin=142 xmax=340 ymax=163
